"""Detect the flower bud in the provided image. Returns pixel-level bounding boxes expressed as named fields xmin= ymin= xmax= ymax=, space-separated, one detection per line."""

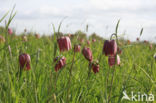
xmin=92 ymin=39 xmax=96 ymax=42
xmin=149 ymin=44 xmax=152 ymax=50
xmin=55 ymin=56 xmax=66 ymax=72
xmin=136 ymin=37 xmax=139 ymax=41
xmin=19 ymin=53 xmax=31 ymax=70
xmin=82 ymin=47 xmax=93 ymax=62
xmin=8 ymin=28 xmax=13 ymax=35
xmin=57 ymin=36 xmax=72 ymax=52
xmin=144 ymin=40 xmax=149 ymax=44
xmin=127 ymin=40 xmax=131 ymax=44
xmin=108 ymin=55 xmax=120 ymax=67
xmin=35 ymin=34 xmax=40 ymax=39
xmin=92 ymin=63 xmax=99 ymax=74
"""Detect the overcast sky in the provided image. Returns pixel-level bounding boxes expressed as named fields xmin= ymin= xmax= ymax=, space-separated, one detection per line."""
xmin=0 ymin=0 xmax=156 ymax=42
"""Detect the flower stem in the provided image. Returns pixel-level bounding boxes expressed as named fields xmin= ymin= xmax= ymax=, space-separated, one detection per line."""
xmin=108 ymin=66 xmax=116 ymax=103
xmin=66 ymin=51 xmax=76 ymax=101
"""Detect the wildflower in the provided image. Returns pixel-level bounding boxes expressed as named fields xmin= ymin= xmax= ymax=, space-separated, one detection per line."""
xmin=127 ymin=40 xmax=131 ymax=44
xmin=136 ymin=37 xmax=139 ymax=41
xmin=57 ymin=36 xmax=72 ymax=52
xmin=55 ymin=56 xmax=66 ymax=72
xmin=108 ymin=55 xmax=120 ymax=67
xmin=24 ymin=29 xmax=27 ymax=33
xmin=92 ymin=63 xmax=99 ymax=74
xmin=82 ymin=47 xmax=92 ymax=62
xmin=103 ymin=40 xmax=117 ymax=56
xmin=35 ymin=34 xmax=40 ymax=39
xmin=144 ymin=40 xmax=149 ymax=44
xmin=74 ymin=44 xmax=81 ymax=52
xmin=22 ymin=35 xmax=28 ymax=42
xmin=149 ymin=44 xmax=152 ymax=50
xmin=92 ymin=39 xmax=96 ymax=42
xmin=8 ymin=28 xmax=13 ymax=35
xmin=19 ymin=53 xmax=31 ymax=70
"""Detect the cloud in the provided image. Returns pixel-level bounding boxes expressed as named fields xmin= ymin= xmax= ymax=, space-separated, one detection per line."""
xmin=89 ymin=0 xmax=156 ymax=10
xmin=0 ymin=0 xmax=156 ymax=41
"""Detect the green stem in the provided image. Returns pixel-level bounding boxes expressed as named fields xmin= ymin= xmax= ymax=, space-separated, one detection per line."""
xmin=66 ymin=51 xmax=76 ymax=101
xmin=108 ymin=66 xmax=116 ymax=103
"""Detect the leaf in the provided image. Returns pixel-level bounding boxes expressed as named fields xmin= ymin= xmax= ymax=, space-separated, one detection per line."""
xmin=0 ymin=11 xmax=9 ymax=23
xmin=86 ymin=24 xmax=88 ymax=32
xmin=52 ymin=24 xmax=57 ymax=58
xmin=6 ymin=5 xmax=16 ymax=29
xmin=58 ymin=16 xmax=67 ymax=34
xmin=140 ymin=28 xmax=143 ymax=37
xmin=115 ymin=19 xmax=120 ymax=34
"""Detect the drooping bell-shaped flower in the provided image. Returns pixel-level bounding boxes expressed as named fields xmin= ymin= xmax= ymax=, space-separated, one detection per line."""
xmin=149 ymin=44 xmax=152 ymax=50
xmin=103 ymin=40 xmax=117 ymax=56
xmin=19 ymin=53 xmax=31 ymax=70
xmin=74 ymin=44 xmax=81 ymax=52
xmin=92 ymin=63 xmax=99 ymax=74
xmin=136 ymin=37 xmax=139 ymax=41
xmin=8 ymin=28 xmax=13 ymax=35
xmin=108 ymin=55 xmax=120 ymax=67
xmin=127 ymin=40 xmax=131 ymax=44
xmin=54 ymin=56 xmax=66 ymax=72
xmin=82 ymin=47 xmax=93 ymax=62
xmin=57 ymin=36 xmax=72 ymax=52
xmin=35 ymin=34 xmax=40 ymax=39
xmin=144 ymin=40 xmax=149 ymax=44
xmin=92 ymin=39 xmax=96 ymax=42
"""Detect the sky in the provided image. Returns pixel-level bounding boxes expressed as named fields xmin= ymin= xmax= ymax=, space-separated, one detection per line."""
xmin=0 ymin=0 xmax=156 ymax=42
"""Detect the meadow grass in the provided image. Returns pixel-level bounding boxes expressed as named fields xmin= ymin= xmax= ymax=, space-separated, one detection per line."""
xmin=0 ymin=31 xmax=155 ymax=103
xmin=0 ymin=10 xmax=156 ymax=103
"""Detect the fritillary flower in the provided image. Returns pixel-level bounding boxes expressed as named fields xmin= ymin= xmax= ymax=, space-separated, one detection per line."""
xmin=8 ymin=28 xmax=13 ymax=35
xmin=19 ymin=53 xmax=31 ymax=70
xmin=74 ymin=44 xmax=81 ymax=52
xmin=108 ymin=55 xmax=120 ymax=67
xmin=57 ymin=36 xmax=72 ymax=52
xmin=82 ymin=47 xmax=92 ymax=62
xmin=103 ymin=40 xmax=117 ymax=56
xmin=54 ymin=56 xmax=66 ymax=72
xmin=92 ymin=63 xmax=99 ymax=74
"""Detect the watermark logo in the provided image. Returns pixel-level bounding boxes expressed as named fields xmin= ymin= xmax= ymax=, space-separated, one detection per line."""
xmin=122 ymin=90 xmax=154 ymax=102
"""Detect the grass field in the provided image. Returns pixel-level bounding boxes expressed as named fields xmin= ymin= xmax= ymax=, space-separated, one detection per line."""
xmin=0 ymin=11 xmax=156 ymax=103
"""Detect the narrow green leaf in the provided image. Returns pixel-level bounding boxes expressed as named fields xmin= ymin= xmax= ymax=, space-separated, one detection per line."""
xmin=115 ymin=19 xmax=120 ymax=34
xmin=0 ymin=11 xmax=9 ymax=23
xmin=86 ymin=24 xmax=88 ymax=32
xmin=140 ymin=28 xmax=143 ymax=37
xmin=58 ymin=16 xmax=67 ymax=34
